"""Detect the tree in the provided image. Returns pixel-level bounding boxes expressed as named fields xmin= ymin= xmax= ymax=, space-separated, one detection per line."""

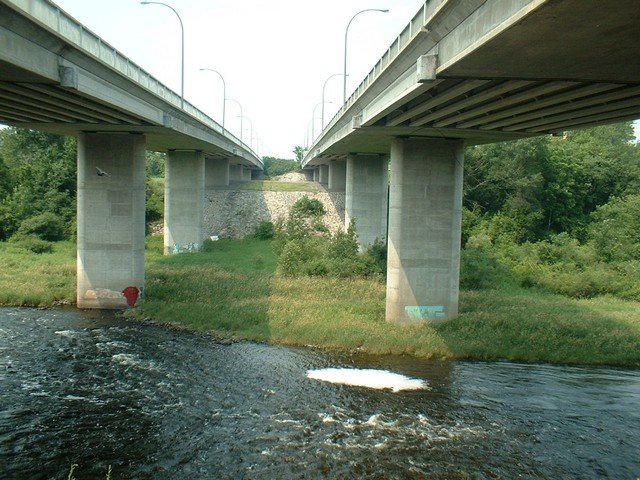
xmin=293 ymin=145 xmax=307 ymax=163
xmin=463 ymin=121 xmax=640 ymax=243
xmin=263 ymin=156 xmax=300 ymax=176
xmin=0 ymin=128 xmax=77 ymax=240
xmin=146 ymin=151 xmax=165 ymax=177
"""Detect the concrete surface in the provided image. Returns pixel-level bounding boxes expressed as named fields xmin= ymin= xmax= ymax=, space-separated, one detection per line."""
xmin=386 ymin=138 xmax=463 ymax=324
xmin=164 ymin=150 xmax=205 ymax=255
xmin=77 ymin=133 xmax=145 ymax=309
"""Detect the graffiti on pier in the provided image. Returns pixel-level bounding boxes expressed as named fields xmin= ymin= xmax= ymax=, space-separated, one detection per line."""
xmin=173 ymin=243 xmax=200 ymax=254
xmin=83 ymin=286 xmax=142 ymax=307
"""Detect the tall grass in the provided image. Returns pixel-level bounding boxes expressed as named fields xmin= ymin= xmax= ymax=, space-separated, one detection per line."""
xmin=1 ymin=236 xmax=639 ymax=367
xmin=0 ymin=240 xmax=75 ymax=306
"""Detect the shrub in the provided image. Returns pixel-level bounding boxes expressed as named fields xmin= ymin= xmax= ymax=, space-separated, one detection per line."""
xmin=16 ymin=212 xmax=66 ymax=241
xmin=364 ymin=238 xmax=387 ymax=274
xmin=254 ymin=221 xmax=275 ymax=240
xmin=290 ymin=196 xmax=324 ymax=217
xmin=10 ymin=235 xmax=54 ymax=254
xmin=275 ymin=211 xmax=384 ymax=280
xmin=146 ymin=177 xmax=164 ymax=223
xmin=588 ymin=194 xmax=640 ymax=262
xmin=279 ymin=237 xmax=323 ymax=276
xmin=460 ymin=246 xmax=513 ymax=290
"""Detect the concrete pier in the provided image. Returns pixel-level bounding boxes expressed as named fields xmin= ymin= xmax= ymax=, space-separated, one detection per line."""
xmin=164 ymin=150 xmax=205 ymax=255
xmin=229 ymin=164 xmax=243 ymax=181
xmin=328 ymin=160 xmax=346 ymax=191
xmin=313 ymin=167 xmax=319 ymax=182
xmin=319 ymin=165 xmax=329 ymax=185
xmin=345 ymin=154 xmax=388 ymax=250
xmin=242 ymin=166 xmax=252 ymax=181
xmin=77 ymin=133 xmax=146 ymax=309
xmin=386 ymin=138 xmax=463 ymax=324
xmin=205 ymin=157 xmax=229 ymax=187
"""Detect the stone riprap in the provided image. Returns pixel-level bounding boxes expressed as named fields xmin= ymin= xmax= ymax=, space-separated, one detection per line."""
xmin=204 ymin=182 xmax=345 ymax=239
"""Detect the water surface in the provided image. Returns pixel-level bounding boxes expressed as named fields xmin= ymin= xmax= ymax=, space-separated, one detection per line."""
xmin=1 ymin=308 xmax=638 ymax=479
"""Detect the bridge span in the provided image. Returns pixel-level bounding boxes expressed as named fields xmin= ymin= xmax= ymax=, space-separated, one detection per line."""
xmin=0 ymin=0 xmax=261 ymax=308
xmin=303 ymin=0 xmax=640 ymax=323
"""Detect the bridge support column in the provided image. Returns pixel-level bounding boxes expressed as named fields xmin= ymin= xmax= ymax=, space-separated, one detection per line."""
xmin=242 ymin=166 xmax=252 ymax=181
xmin=77 ymin=133 xmax=145 ymax=309
xmin=205 ymin=158 xmax=229 ymax=187
xmin=345 ymin=154 xmax=388 ymax=250
xmin=229 ymin=164 xmax=243 ymax=181
xmin=164 ymin=150 xmax=205 ymax=255
xmin=328 ymin=160 xmax=346 ymax=191
xmin=386 ymin=138 xmax=463 ymax=324
xmin=312 ymin=167 xmax=319 ymax=182
xmin=319 ymin=165 xmax=329 ymax=185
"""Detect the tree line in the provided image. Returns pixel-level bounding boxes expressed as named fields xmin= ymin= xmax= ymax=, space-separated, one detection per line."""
xmin=1 ymin=123 xmax=639 ymax=296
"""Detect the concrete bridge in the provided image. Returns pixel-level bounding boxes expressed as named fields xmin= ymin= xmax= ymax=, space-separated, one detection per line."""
xmin=0 ymin=0 xmax=262 ymax=308
xmin=303 ymin=0 xmax=640 ymax=323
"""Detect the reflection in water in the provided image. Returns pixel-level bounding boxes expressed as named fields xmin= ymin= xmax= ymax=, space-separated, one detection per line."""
xmin=1 ymin=307 xmax=639 ymax=479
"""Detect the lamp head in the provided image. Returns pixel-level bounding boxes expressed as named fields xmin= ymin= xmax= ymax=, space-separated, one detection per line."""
xmin=380 ymin=9 xmax=389 ymax=12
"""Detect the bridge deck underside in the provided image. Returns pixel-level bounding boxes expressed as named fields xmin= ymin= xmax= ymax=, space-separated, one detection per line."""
xmin=309 ymin=0 xmax=640 ymax=163
xmin=0 ymin=0 xmax=257 ymax=166
xmin=383 ymin=78 xmax=640 ymax=134
xmin=316 ymin=78 xmax=640 ymax=161
xmin=0 ymin=79 xmax=232 ymax=161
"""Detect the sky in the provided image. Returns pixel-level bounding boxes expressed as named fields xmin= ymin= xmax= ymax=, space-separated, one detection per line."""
xmin=51 ymin=0 xmax=427 ymax=159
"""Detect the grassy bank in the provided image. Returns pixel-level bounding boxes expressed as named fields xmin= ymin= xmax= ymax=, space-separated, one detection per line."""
xmin=0 ymin=240 xmax=76 ymax=306
xmin=1 ymin=237 xmax=639 ymax=367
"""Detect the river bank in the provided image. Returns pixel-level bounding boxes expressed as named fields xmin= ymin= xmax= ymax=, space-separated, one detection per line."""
xmin=1 ymin=236 xmax=639 ymax=367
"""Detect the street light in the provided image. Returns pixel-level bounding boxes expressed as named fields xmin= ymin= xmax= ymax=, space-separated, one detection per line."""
xmin=343 ymin=8 xmax=389 ymax=104
xmin=226 ymin=98 xmax=243 ymax=141
xmin=312 ymin=101 xmax=331 ymax=142
xmin=238 ymin=115 xmax=253 ymax=149
xmin=141 ymin=1 xmax=184 ymax=109
xmin=199 ymin=68 xmax=226 ymax=131
xmin=322 ymin=73 xmax=345 ymax=130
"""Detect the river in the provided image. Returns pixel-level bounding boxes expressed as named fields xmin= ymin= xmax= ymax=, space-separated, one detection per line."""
xmin=1 ymin=307 xmax=638 ymax=479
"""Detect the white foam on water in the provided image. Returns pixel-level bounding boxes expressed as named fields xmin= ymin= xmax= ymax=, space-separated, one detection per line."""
xmin=54 ymin=330 xmax=80 ymax=339
xmin=111 ymin=353 xmax=160 ymax=372
xmin=307 ymin=368 xmax=428 ymax=392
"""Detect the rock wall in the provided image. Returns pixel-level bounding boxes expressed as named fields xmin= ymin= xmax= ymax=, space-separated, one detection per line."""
xmin=204 ymin=187 xmax=345 ymax=239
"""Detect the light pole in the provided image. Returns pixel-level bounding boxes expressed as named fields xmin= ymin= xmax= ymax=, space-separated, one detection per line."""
xmin=238 ymin=115 xmax=253 ymax=149
xmin=199 ymin=68 xmax=226 ymax=131
xmin=343 ymin=8 xmax=389 ymax=104
xmin=226 ymin=98 xmax=243 ymax=141
xmin=311 ymin=101 xmax=330 ymax=142
xmin=141 ymin=1 xmax=184 ymax=109
xmin=322 ymin=73 xmax=344 ymax=130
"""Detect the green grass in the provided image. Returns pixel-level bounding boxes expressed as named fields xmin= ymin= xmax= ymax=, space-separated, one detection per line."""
xmin=0 ymin=240 xmax=76 ymax=306
xmin=1 ymin=236 xmax=639 ymax=367
xmin=239 ymin=180 xmax=319 ymax=192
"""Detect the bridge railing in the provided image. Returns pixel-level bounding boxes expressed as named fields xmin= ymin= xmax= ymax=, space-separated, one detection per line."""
xmin=307 ymin=0 xmax=432 ymax=159
xmin=7 ymin=0 xmax=261 ymax=165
